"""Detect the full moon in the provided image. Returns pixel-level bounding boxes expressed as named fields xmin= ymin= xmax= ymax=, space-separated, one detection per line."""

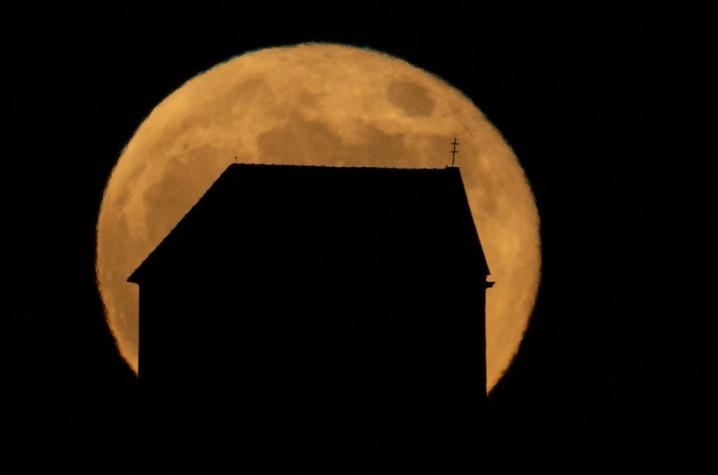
xmin=96 ymin=43 xmax=540 ymax=391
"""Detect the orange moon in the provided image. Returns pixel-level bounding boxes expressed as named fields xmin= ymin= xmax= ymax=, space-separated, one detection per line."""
xmin=96 ymin=43 xmax=540 ymax=391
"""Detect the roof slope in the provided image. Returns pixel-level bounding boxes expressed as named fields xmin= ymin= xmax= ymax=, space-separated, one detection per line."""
xmin=128 ymin=163 xmax=489 ymax=284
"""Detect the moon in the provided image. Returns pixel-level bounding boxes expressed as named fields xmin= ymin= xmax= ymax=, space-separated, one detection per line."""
xmin=96 ymin=43 xmax=540 ymax=392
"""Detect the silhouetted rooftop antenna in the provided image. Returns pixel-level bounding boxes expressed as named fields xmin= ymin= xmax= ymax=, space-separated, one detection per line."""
xmin=450 ymin=137 xmax=459 ymax=167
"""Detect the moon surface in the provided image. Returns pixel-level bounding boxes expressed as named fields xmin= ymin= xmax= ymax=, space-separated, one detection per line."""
xmin=96 ymin=43 xmax=540 ymax=391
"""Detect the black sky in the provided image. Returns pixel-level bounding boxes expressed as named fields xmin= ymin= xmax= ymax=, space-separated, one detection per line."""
xmin=3 ymin=3 xmax=716 ymax=470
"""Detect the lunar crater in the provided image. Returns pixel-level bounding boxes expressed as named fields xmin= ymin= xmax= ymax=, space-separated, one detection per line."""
xmin=386 ymin=79 xmax=435 ymax=117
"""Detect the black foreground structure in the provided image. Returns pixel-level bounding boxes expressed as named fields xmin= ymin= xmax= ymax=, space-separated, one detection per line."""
xmin=129 ymin=163 xmax=492 ymax=472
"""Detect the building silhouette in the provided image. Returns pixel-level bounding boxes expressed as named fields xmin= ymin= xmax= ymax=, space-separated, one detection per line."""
xmin=128 ymin=163 xmax=492 ymax=472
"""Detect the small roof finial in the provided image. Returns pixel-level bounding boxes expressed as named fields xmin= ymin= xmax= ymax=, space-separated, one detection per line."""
xmin=450 ymin=137 xmax=459 ymax=167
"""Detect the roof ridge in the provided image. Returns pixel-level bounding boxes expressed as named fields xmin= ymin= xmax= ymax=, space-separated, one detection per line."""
xmin=229 ymin=162 xmax=453 ymax=171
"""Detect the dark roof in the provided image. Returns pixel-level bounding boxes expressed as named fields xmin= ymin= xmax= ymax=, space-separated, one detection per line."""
xmin=128 ymin=163 xmax=489 ymax=284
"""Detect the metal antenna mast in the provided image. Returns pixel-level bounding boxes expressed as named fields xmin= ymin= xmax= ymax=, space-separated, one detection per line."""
xmin=450 ymin=137 xmax=459 ymax=167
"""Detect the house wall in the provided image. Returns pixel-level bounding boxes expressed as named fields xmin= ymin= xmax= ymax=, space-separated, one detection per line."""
xmin=138 ymin=273 xmax=489 ymax=470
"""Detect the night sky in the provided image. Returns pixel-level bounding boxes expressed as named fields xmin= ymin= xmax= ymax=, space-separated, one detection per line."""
xmin=3 ymin=4 xmax=715 ymax=470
